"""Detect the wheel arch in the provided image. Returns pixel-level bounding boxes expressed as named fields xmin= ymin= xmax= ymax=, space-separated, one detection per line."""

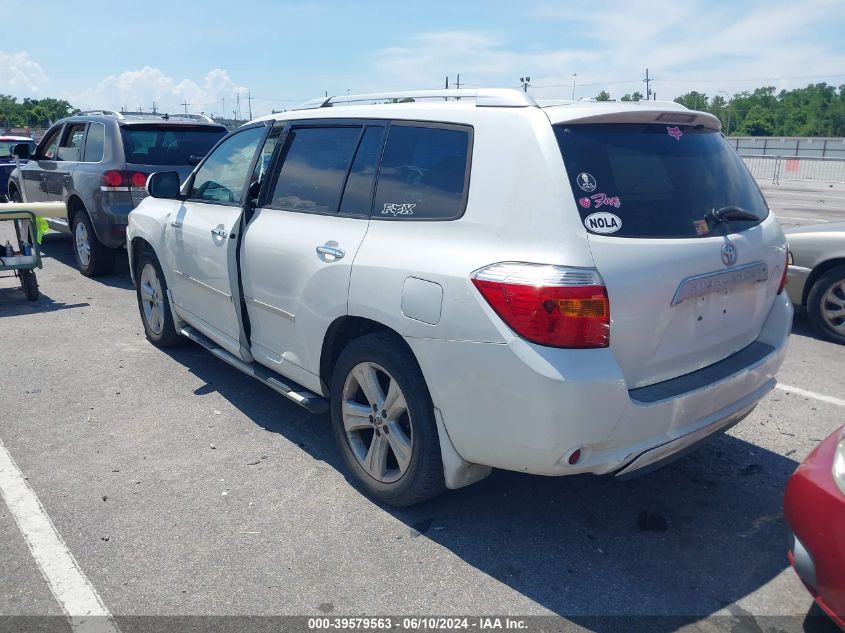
xmin=803 ymin=258 xmax=845 ymax=305
xmin=65 ymin=194 xmax=87 ymax=230
xmin=319 ymin=316 xmax=416 ymax=397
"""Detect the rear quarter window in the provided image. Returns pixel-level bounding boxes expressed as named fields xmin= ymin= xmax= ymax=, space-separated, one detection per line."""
xmin=555 ymin=123 xmax=768 ymax=238
xmin=372 ymin=123 xmax=471 ymax=221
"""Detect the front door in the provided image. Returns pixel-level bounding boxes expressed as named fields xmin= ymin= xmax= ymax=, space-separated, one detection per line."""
xmin=20 ymin=124 xmax=63 ymax=202
xmin=163 ymin=125 xmax=267 ymax=356
xmin=242 ymin=123 xmax=385 ymax=389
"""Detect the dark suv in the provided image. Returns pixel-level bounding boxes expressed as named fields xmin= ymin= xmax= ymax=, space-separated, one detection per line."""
xmin=7 ymin=111 xmax=227 ymax=276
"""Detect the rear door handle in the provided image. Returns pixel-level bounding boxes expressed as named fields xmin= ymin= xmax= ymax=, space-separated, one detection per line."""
xmin=170 ymin=221 xmax=183 ymax=229
xmin=211 ymin=227 xmax=228 ymax=238
xmin=316 ymin=241 xmax=345 ymax=262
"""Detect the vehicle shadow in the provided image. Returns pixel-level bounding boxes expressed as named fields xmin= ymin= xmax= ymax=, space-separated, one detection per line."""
xmin=790 ymin=308 xmax=841 ymax=349
xmin=162 ymin=342 xmax=804 ymax=630
xmin=37 ymin=232 xmax=134 ymax=291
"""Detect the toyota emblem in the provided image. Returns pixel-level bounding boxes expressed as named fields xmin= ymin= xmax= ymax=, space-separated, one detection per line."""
xmin=721 ymin=242 xmax=738 ymax=267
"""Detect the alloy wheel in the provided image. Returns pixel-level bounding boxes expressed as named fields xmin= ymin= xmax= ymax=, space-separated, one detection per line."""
xmin=341 ymin=362 xmax=413 ymax=484
xmin=139 ymin=263 xmax=165 ymax=335
xmin=74 ymin=221 xmax=91 ymax=267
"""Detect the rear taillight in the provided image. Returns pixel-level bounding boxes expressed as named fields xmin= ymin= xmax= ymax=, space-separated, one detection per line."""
xmin=100 ymin=170 xmax=149 ymax=191
xmin=778 ymin=251 xmax=789 ymax=294
xmin=471 ymin=262 xmax=610 ymax=348
xmin=833 ymin=428 xmax=845 ymax=495
xmin=101 ymin=170 xmax=124 ymax=188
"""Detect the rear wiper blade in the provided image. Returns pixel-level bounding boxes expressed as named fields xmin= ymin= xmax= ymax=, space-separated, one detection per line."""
xmin=705 ymin=206 xmax=760 ymax=225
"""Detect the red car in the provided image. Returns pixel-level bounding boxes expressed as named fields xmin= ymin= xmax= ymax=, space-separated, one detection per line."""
xmin=784 ymin=426 xmax=845 ymax=629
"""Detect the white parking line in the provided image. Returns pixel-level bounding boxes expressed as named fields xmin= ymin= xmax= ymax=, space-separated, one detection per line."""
xmin=0 ymin=436 xmax=120 ymax=633
xmin=776 ymin=383 xmax=845 ymax=408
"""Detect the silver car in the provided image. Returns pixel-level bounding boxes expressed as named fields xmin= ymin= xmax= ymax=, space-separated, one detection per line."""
xmin=786 ymin=222 xmax=845 ymax=344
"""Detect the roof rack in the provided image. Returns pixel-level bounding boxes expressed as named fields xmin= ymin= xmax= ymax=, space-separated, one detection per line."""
xmin=163 ymin=113 xmax=215 ymax=123
xmin=75 ymin=109 xmax=125 ymax=119
xmin=291 ymin=88 xmax=537 ymax=111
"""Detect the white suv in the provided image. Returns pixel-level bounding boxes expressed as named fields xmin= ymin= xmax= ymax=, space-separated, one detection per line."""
xmin=127 ymin=88 xmax=792 ymax=506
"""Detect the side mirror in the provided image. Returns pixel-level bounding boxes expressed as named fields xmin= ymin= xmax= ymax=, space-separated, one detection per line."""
xmin=147 ymin=171 xmax=181 ymax=199
xmin=13 ymin=143 xmax=31 ymax=160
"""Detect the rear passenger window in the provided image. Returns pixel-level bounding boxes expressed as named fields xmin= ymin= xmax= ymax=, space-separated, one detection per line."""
xmin=269 ymin=127 xmax=361 ymax=214
xmin=373 ymin=124 xmax=470 ymax=220
xmin=83 ymin=123 xmax=105 ymax=162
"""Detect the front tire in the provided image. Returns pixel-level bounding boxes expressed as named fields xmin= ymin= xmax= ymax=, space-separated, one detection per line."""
xmin=136 ymin=249 xmax=181 ymax=348
xmin=71 ymin=210 xmax=115 ymax=277
xmin=330 ymin=333 xmax=445 ymax=506
xmin=807 ymin=264 xmax=845 ymax=345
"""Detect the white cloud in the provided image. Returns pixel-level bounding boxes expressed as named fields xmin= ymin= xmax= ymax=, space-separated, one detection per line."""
xmin=0 ymin=51 xmax=48 ymax=95
xmin=368 ymin=0 xmax=845 ymax=102
xmin=71 ymin=67 xmax=250 ymax=118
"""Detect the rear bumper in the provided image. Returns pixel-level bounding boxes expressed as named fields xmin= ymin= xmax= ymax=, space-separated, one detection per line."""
xmin=784 ymin=427 xmax=845 ymax=629
xmin=408 ymin=293 xmax=792 ymax=476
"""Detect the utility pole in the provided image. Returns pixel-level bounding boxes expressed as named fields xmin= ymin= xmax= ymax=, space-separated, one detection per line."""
xmin=643 ymin=68 xmax=654 ymax=101
xmin=247 ymin=92 xmax=253 ymax=119
xmin=221 ymin=98 xmax=225 ymax=119
xmin=151 ymin=100 xmax=157 ymax=115
xmin=181 ymin=100 xmax=190 ymax=114
xmin=455 ymin=74 xmax=462 ymax=89
xmin=236 ymin=93 xmax=241 ymax=120
xmin=519 ymin=76 xmax=531 ymax=93
xmin=571 ymin=73 xmax=577 ymax=100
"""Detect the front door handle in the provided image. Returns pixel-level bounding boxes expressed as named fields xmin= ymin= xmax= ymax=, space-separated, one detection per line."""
xmin=316 ymin=241 xmax=345 ymax=262
xmin=211 ymin=227 xmax=228 ymax=238
xmin=170 ymin=221 xmax=183 ymax=229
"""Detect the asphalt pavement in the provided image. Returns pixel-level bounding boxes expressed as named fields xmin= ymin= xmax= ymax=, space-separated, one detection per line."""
xmin=0 ymin=183 xmax=843 ymax=632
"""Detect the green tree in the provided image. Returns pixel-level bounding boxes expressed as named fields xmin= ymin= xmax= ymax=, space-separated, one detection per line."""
xmin=739 ymin=104 xmax=776 ymax=136
xmin=595 ymin=90 xmax=611 ymax=101
xmin=620 ymin=91 xmax=643 ymax=101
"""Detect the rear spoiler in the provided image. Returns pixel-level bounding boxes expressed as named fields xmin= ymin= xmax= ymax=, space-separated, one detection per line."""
xmin=544 ymin=103 xmax=722 ymax=132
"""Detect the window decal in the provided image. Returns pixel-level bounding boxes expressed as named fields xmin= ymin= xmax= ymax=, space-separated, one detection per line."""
xmin=381 ymin=203 xmax=416 ymax=216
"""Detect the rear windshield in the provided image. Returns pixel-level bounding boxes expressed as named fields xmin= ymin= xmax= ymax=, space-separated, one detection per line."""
xmin=120 ymin=125 xmax=227 ymax=166
xmin=0 ymin=140 xmax=35 ymax=158
xmin=554 ymin=124 xmax=768 ymax=238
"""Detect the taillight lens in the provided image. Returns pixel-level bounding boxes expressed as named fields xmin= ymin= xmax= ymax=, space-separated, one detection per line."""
xmin=101 ymin=170 xmax=123 ymax=188
xmin=100 ymin=170 xmax=148 ymax=190
xmin=471 ymin=262 xmax=610 ymax=348
xmin=833 ymin=427 xmax=845 ymax=496
xmin=130 ymin=171 xmax=148 ymax=189
xmin=778 ymin=250 xmax=789 ymax=294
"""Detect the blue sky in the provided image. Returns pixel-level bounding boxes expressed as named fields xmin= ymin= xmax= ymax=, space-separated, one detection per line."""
xmin=2 ymin=0 xmax=845 ymax=118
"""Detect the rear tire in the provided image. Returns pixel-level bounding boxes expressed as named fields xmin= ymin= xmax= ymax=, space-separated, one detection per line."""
xmin=136 ymin=249 xmax=181 ymax=348
xmin=807 ymin=264 xmax=845 ymax=345
xmin=71 ymin=210 xmax=115 ymax=277
xmin=20 ymin=269 xmax=39 ymax=301
xmin=330 ymin=333 xmax=445 ymax=506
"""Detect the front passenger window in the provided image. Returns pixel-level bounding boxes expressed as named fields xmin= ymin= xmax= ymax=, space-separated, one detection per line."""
xmin=190 ymin=126 xmax=265 ymax=204
xmin=38 ymin=127 xmax=62 ymax=161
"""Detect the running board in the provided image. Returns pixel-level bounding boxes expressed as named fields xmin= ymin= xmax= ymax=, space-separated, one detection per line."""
xmin=180 ymin=326 xmax=329 ymax=414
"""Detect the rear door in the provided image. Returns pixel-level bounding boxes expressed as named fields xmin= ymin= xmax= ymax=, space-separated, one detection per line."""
xmin=241 ymin=121 xmax=385 ymax=386
xmin=163 ymin=125 xmax=267 ymax=355
xmin=554 ymin=122 xmax=786 ymax=389
xmin=49 ymin=122 xmax=86 ymax=201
